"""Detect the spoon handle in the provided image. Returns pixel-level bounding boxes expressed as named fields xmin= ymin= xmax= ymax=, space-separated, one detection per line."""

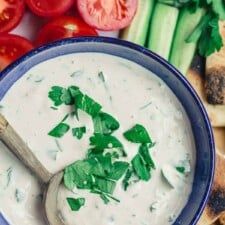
xmin=0 ymin=113 xmax=52 ymax=183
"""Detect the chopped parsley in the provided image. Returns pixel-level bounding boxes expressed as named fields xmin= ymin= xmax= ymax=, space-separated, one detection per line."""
xmin=64 ymin=155 xmax=128 ymax=204
xmin=93 ymin=112 xmax=120 ymax=135
xmin=48 ymin=123 xmax=70 ymax=138
xmin=123 ymin=124 xmax=152 ymax=144
xmin=72 ymin=127 xmax=86 ymax=140
xmin=48 ymin=86 xmax=73 ymax=106
xmin=67 ymin=198 xmax=85 ymax=211
xmin=187 ymin=11 xmax=223 ymax=57
xmin=48 ymin=85 xmax=157 ymax=208
xmin=176 ymin=166 xmax=185 ymax=174
xmin=122 ymin=143 xmax=155 ymax=189
xmin=75 ymin=93 xmax=102 ymax=117
xmin=89 ymin=133 xmax=127 ymax=157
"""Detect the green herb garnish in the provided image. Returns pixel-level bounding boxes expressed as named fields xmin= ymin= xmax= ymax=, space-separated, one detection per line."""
xmin=48 ymin=86 xmax=73 ymax=106
xmin=48 ymin=123 xmax=70 ymax=138
xmin=107 ymin=161 xmax=129 ymax=180
xmin=89 ymin=133 xmax=127 ymax=156
xmin=122 ymin=144 xmax=155 ymax=188
xmin=64 ymin=155 xmax=128 ymax=204
xmin=186 ymin=11 xmax=223 ymax=57
xmin=123 ymin=124 xmax=152 ymax=144
xmin=67 ymin=198 xmax=85 ymax=211
xmin=75 ymin=93 xmax=102 ymax=117
xmin=132 ymin=154 xmax=150 ymax=181
xmin=72 ymin=127 xmax=86 ymax=140
xmin=176 ymin=166 xmax=185 ymax=174
xmin=93 ymin=112 xmax=120 ymax=135
xmin=122 ymin=168 xmax=133 ymax=191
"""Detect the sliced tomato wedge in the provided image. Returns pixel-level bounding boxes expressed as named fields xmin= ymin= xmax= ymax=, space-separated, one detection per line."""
xmin=35 ymin=16 xmax=98 ymax=46
xmin=0 ymin=34 xmax=33 ymax=71
xmin=26 ymin=0 xmax=74 ymax=17
xmin=0 ymin=0 xmax=25 ymax=33
xmin=77 ymin=0 xmax=138 ymax=31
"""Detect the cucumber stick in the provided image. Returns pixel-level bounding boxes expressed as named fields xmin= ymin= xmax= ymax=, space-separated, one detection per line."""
xmin=147 ymin=3 xmax=179 ymax=60
xmin=120 ymin=0 xmax=155 ymax=46
xmin=169 ymin=8 xmax=205 ymax=75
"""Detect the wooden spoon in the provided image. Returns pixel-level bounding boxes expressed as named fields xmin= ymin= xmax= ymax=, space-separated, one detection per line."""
xmin=0 ymin=113 xmax=66 ymax=225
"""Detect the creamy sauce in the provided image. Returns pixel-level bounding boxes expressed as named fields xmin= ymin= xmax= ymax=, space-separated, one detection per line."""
xmin=0 ymin=53 xmax=195 ymax=225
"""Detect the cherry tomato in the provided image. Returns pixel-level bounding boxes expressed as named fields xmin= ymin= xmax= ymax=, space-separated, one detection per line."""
xmin=35 ymin=16 xmax=98 ymax=46
xmin=0 ymin=0 xmax=25 ymax=33
xmin=77 ymin=0 xmax=138 ymax=31
xmin=26 ymin=0 xmax=74 ymax=17
xmin=0 ymin=34 xmax=33 ymax=71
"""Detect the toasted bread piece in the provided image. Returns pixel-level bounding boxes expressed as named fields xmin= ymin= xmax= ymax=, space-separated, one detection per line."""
xmin=206 ymin=21 xmax=225 ymax=105
xmin=198 ymin=152 xmax=225 ymax=225
xmin=187 ymin=70 xmax=225 ymax=127
xmin=219 ymin=212 xmax=225 ymax=225
xmin=213 ymin=128 xmax=225 ymax=155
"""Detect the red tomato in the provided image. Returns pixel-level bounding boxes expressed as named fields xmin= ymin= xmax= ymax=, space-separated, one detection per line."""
xmin=26 ymin=0 xmax=74 ymax=17
xmin=0 ymin=0 xmax=25 ymax=33
xmin=35 ymin=16 xmax=98 ymax=46
xmin=77 ymin=0 xmax=138 ymax=31
xmin=0 ymin=34 xmax=33 ymax=71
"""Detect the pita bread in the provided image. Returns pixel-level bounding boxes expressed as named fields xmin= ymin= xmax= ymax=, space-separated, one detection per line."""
xmin=219 ymin=212 xmax=225 ymax=225
xmin=205 ymin=21 xmax=225 ymax=105
xmin=187 ymin=70 xmax=225 ymax=127
xmin=198 ymin=152 xmax=225 ymax=225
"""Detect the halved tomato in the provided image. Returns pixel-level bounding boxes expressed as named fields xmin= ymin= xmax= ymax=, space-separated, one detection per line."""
xmin=0 ymin=34 xmax=33 ymax=71
xmin=77 ymin=0 xmax=138 ymax=31
xmin=0 ymin=0 xmax=25 ymax=33
xmin=35 ymin=16 xmax=98 ymax=46
xmin=26 ymin=0 xmax=74 ymax=17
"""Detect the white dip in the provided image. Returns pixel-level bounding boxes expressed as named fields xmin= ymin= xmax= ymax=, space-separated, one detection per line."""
xmin=0 ymin=53 xmax=195 ymax=225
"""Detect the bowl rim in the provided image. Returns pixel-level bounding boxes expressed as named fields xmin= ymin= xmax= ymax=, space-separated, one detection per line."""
xmin=0 ymin=36 xmax=215 ymax=225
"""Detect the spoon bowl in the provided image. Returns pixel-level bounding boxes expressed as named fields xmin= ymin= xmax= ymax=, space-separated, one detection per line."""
xmin=0 ymin=113 xmax=66 ymax=225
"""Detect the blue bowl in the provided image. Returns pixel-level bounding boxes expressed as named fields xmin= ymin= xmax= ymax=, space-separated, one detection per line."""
xmin=0 ymin=37 xmax=215 ymax=225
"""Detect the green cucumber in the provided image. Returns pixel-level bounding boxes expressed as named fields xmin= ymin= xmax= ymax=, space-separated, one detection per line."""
xmin=169 ymin=8 xmax=205 ymax=75
xmin=147 ymin=3 xmax=179 ymax=60
xmin=120 ymin=0 xmax=155 ymax=46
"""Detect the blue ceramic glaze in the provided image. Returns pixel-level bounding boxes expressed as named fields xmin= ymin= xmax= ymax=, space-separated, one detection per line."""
xmin=0 ymin=37 xmax=215 ymax=225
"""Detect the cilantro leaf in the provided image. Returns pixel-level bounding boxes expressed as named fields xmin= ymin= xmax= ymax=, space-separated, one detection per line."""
xmin=199 ymin=15 xmax=223 ymax=56
xmin=94 ymin=177 xmax=116 ymax=194
xmin=122 ymin=168 xmax=133 ymax=191
xmin=186 ymin=13 xmax=212 ymax=43
xmin=72 ymin=127 xmax=86 ymax=140
xmin=123 ymin=124 xmax=152 ymax=144
xmin=64 ymin=160 xmax=93 ymax=190
xmin=48 ymin=86 xmax=64 ymax=106
xmin=89 ymin=133 xmax=127 ymax=156
xmin=139 ymin=144 xmax=155 ymax=170
xmin=132 ymin=154 xmax=151 ymax=181
xmin=75 ymin=93 xmax=102 ymax=117
xmin=64 ymin=166 xmax=77 ymax=190
xmin=63 ymin=155 xmax=122 ymax=204
xmin=187 ymin=12 xmax=223 ymax=57
xmin=68 ymin=86 xmax=81 ymax=98
xmin=107 ymin=161 xmax=129 ymax=180
xmin=48 ymin=123 xmax=70 ymax=138
xmin=67 ymin=198 xmax=85 ymax=211
xmin=93 ymin=112 xmax=120 ymax=135
xmin=176 ymin=166 xmax=185 ymax=174
xmin=90 ymin=133 xmax=123 ymax=150
xmin=48 ymin=86 xmax=73 ymax=106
